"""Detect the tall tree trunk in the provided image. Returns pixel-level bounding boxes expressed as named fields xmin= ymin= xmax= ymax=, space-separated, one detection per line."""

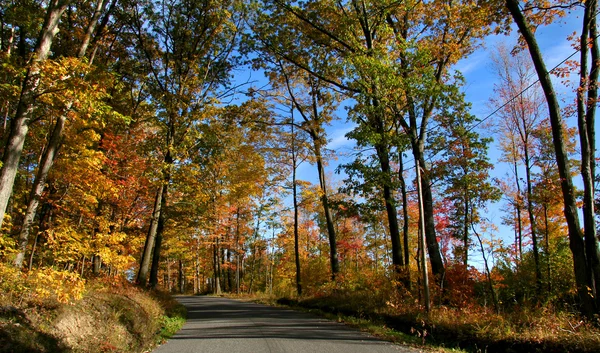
xmin=292 ymin=121 xmax=302 ymax=296
xmin=0 ymin=0 xmax=70 ymax=230
xmin=235 ymin=208 xmax=241 ymax=294
xmin=14 ymin=114 xmax=65 ymax=267
xmin=524 ymin=149 xmax=542 ymax=295
xmin=178 ymin=259 xmax=185 ymax=294
xmin=374 ymin=138 xmax=406 ymax=285
xmin=398 ymin=151 xmax=411 ymax=289
xmin=463 ymin=191 xmax=469 ymax=267
xmin=512 ymin=141 xmax=524 ymax=261
xmin=416 ymin=159 xmax=430 ymax=312
xmin=578 ymin=0 xmax=600 ymax=307
xmin=412 ymin=143 xmax=445 ymax=284
xmin=149 ymin=132 xmax=173 ymax=287
xmin=227 ymin=246 xmax=234 ymax=292
xmin=506 ymin=0 xmax=595 ymax=316
xmin=473 ymin=224 xmax=499 ymax=313
xmin=13 ymin=0 xmax=112 ymax=268
xmin=213 ymin=240 xmax=222 ymax=295
xmin=544 ymin=203 xmax=551 ymax=294
xmin=137 ymin=185 xmax=164 ymax=285
xmin=149 ymin=183 xmax=167 ymax=288
xmin=281 ymin=69 xmax=338 ymax=282
xmin=247 ymin=204 xmax=264 ymax=294
xmin=314 ymin=146 xmax=339 ymax=280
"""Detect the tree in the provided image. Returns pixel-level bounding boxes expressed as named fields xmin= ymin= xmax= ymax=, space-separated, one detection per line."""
xmin=14 ymin=0 xmax=117 ymax=268
xmin=490 ymin=44 xmax=545 ymax=295
xmin=504 ymin=0 xmax=598 ymax=315
xmin=253 ymin=0 xmax=503 ymax=286
xmin=275 ymin=64 xmax=341 ymax=280
xmin=129 ymin=0 xmax=242 ymax=287
xmin=430 ymin=93 xmax=501 ymax=267
xmin=0 ymin=0 xmax=70 ymax=230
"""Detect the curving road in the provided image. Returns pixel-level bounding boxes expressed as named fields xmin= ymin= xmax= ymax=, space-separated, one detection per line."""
xmin=153 ymin=296 xmax=419 ymax=353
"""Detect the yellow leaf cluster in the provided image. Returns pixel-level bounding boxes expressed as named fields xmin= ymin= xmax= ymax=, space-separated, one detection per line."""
xmin=0 ymin=264 xmax=85 ymax=305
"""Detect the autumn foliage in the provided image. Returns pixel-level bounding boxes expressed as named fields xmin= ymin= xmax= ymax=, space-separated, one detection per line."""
xmin=1 ymin=0 xmax=600 ymax=351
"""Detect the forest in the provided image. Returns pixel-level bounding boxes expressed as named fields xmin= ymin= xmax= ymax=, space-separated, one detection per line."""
xmin=1 ymin=0 xmax=600 ymax=351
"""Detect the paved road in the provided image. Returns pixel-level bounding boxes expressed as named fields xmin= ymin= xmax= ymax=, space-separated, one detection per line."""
xmin=153 ymin=296 xmax=419 ymax=353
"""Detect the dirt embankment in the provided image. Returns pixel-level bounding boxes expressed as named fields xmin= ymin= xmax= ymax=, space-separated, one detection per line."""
xmin=0 ymin=283 xmax=185 ymax=353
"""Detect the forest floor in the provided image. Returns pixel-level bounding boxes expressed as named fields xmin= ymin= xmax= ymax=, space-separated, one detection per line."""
xmin=0 ymin=276 xmax=186 ymax=353
xmin=237 ymin=291 xmax=600 ymax=353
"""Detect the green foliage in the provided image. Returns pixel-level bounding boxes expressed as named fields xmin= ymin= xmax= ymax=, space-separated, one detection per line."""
xmin=158 ymin=315 xmax=186 ymax=341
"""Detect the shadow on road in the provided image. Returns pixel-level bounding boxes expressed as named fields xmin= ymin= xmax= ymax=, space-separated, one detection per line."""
xmin=171 ymin=296 xmax=382 ymax=343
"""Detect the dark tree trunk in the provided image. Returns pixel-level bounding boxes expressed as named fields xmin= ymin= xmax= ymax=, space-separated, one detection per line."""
xmin=524 ymin=148 xmax=542 ymax=296
xmin=314 ymin=147 xmax=339 ymax=280
xmin=506 ymin=0 xmax=595 ymax=316
xmin=413 ymin=148 xmax=445 ymax=284
xmin=149 ymin=183 xmax=167 ymax=289
xmin=137 ymin=185 xmax=164 ymax=285
xmin=578 ymin=0 xmax=600 ymax=308
xmin=512 ymin=143 xmax=524 ymax=261
xmin=375 ymin=141 xmax=406 ymax=283
xmin=398 ymin=151 xmax=411 ymax=289
xmin=14 ymin=114 xmax=65 ymax=268
xmin=293 ymin=123 xmax=302 ymax=296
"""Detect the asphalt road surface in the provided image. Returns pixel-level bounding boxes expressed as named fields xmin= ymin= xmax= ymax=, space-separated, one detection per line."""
xmin=153 ymin=296 xmax=420 ymax=353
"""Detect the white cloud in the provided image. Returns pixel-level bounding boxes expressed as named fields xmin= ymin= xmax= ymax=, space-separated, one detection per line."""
xmin=326 ymin=125 xmax=356 ymax=151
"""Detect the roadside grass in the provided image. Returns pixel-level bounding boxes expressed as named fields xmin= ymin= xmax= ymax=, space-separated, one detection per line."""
xmin=0 ymin=268 xmax=186 ymax=353
xmin=238 ymin=290 xmax=600 ymax=353
xmin=151 ymin=290 xmax=187 ymax=343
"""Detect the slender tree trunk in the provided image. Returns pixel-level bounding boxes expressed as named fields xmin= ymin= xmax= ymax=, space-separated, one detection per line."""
xmin=14 ymin=115 xmax=65 ymax=267
xmin=544 ymin=203 xmax=551 ymax=294
xmin=412 ymin=144 xmax=445 ymax=284
xmin=167 ymin=259 xmax=172 ymax=292
xmin=473 ymin=224 xmax=499 ymax=313
xmin=416 ymin=159 xmax=430 ymax=312
xmin=213 ymin=240 xmax=222 ymax=295
xmin=506 ymin=0 xmax=595 ymax=316
xmin=578 ymin=0 xmax=600 ymax=307
xmin=374 ymin=140 xmax=406 ymax=285
xmin=14 ymin=0 xmax=111 ymax=267
xmin=512 ymin=143 xmax=524 ymax=261
xmin=398 ymin=151 xmax=411 ymax=290
xmin=235 ymin=208 xmax=241 ymax=294
xmin=463 ymin=192 xmax=469 ymax=267
xmin=314 ymin=147 xmax=339 ymax=280
xmin=282 ymin=70 xmax=338 ymax=282
xmin=178 ymin=259 xmax=185 ymax=294
xmin=0 ymin=0 xmax=70 ymax=230
xmin=137 ymin=185 xmax=164 ymax=285
xmin=247 ymin=203 xmax=264 ymax=294
xmin=524 ymin=149 xmax=542 ymax=295
xmin=227 ymin=247 xmax=234 ymax=292
xmin=149 ymin=132 xmax=173 ymax=287
xmin=292 ymin=121 xmax=302 ymax=296
xmin=28 ymin=232 xmax=40 ymax=271
xmin=77 ymin=0 xmax=108 ymax=59
xmin=149 ymin=183 xmax=167 ymax=288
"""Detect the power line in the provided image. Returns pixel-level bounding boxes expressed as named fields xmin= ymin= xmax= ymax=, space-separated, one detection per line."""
xmin=398 ymin=33 xmax=593 ymax=172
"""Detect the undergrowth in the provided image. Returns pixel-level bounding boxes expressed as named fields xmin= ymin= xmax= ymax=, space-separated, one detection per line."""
xmin=250 ymin=288 xmax=600 ymax=353
xmin=0 ymin=267 xmax=186 ymax=353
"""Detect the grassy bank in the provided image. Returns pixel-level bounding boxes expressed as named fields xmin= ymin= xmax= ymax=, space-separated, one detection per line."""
xmin=250 ymin=290 xmax=600 ymax=353
xmin=0 ymin=269 xmax=186 ymax=353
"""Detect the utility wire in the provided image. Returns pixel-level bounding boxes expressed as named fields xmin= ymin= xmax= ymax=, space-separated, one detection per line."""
xmin=397 ymin=32 xmax=596 ymax=173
